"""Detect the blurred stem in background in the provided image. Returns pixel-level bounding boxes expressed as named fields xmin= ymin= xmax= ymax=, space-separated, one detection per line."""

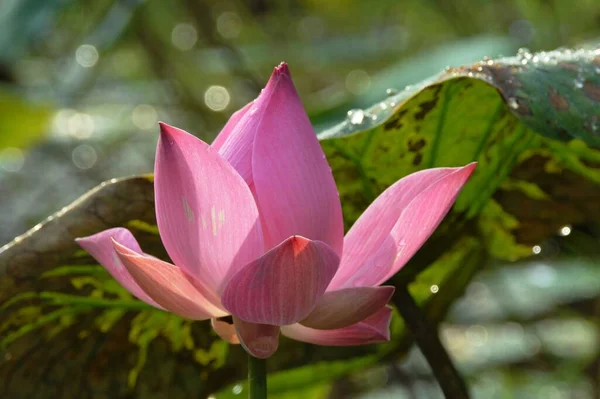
xmin=394 ymin=285 xmax=470 ymax=399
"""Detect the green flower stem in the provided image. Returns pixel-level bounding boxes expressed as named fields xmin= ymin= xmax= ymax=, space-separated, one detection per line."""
xmin=248 ymin=354 xmax=267 ymax=399
xmin=393 ymin=285 xmax=470 ymax=399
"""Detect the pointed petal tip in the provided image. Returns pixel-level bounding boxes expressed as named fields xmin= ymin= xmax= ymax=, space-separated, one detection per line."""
xmin=109 ymin=236 xmax=122 ymax=250
xmin=157 ymin=121 xmax=169 ymax=133
xmin=158 ymin=121 xmax=178 ymax=140
xmin=157 ymin=122 xmax=194 ymax=146
xmin=265 ymin=62 xmax=292 ymax=90
xmin=288 ymin=235 xmax=310 ymax=253
xmin=464 ymin=161 xmax=477 ymax=173
xmin=273 ymin=62 xmax=290 ymax=77
xmin=110 ymin=237 xmax=140 ymax=258
xmin=452 ymin=161 xmax=477 ymax=186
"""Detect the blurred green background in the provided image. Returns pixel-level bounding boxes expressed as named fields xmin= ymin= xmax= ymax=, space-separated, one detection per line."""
xmin=1 ymin=0 xmax=600 ymax=398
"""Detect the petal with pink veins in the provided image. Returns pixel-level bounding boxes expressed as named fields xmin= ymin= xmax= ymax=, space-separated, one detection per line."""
xmin=211 ymin=102 xmax=257 ymax=183
xmin=211 ymin=318 xmax=240 ymax=344
xmin=282 ymin=306 xmax=392 ymax=346
xmin=335 ymin=234 xmax=399 ymax=289
xmin=113 ymin=239 xmax=228 ymax=320
xmin=251 ymin=63 xmax=344 ymax=254
xmin=155 ymin=123 xmax=264 ymax=295
xmin=328 ymin=166 xmax=466 ymax=289
xmin=300 ymin=286 xmax=394 ymax=330
xmin=211 ymin=101 xmax=253 ymax=152
xmin=341 ymin=163 xmax=476 ymax=288
xmin=221 ymin=236 xmax=339 ymax=326
xmin=233 ymin=316 xmax=279 ymax=359
xmin=75 ymin=228 xmax=161 ymax=309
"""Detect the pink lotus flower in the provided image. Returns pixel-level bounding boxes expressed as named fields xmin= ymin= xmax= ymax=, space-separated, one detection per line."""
xmin=76 ymin=63 xmax=475 ymax=359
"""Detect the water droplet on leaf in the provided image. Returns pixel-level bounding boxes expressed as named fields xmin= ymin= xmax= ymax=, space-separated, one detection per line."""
xmin=347 ymin=109 xmax=365 ymax=125
xmin=385 ymin=88 xmax=398 ymax=97
xmin=517 ymin=47 xmax=532 ymax=60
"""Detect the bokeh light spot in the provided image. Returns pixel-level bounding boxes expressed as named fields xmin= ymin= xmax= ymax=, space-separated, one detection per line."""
xmin=76 ymin=44 xmax=99 ymax=68
xmin=72 ymin=144 xmax=97 ymax=169
xmin=559 ymin=225 xmax=572 ymax=236
xmin=509 ymin=20 xmax=535 ymax=45
xmin=52 ymin=109 xmax=77 ymax=138
xmin=232 ymin=384 xmax=243 ymax=394
xmin=171 ymin=23 xmax=198 ymax=51
xmin=528 ymin=263 xmax=557 ymax=288
xmin=217 ymin=12 xmax=242 ymax=39
xmin=345 ymin=69 xmax=371 ymax=95
xmin=132 ymin=104 xmax=158 ymax=130
xmin=204 ymin=85 xmax=230 ymax=111
xmin=466 ymin=325 xmax=488 ymax=346
xmin=68 ymin=113 xmax=95 ymax=139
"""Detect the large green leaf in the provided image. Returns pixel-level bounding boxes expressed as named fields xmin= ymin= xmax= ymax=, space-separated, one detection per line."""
xmin=321 ymin=45 xmax=600 ymax=261
xmin=1 ymin=45 xmax=600 ymax=397
xmin=321 ymin=46 xmax=600 ymax=145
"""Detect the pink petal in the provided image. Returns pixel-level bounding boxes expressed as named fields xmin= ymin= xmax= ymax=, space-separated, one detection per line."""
xmin=212 ymin=102 xmax=256 ymax=182
xmin=233 ymin=316 xmax=280 ymax=359
xmin=155 ymin=123 xmax=264 ymax=294
xmin=221 ymin=236 xmax=339 ymax=326
xmin=282 ymin=306 xmax=392 ymax=346
xmin=211 ymin=101 xmax=253 ymax=151
xmin=329 ymin=166 xmax=467 ymax=290
xmin=113 ymin=239 xmax=227 ymax=320
xmin=300 ymin=286 xmax=394 ymax=330
xmin=336 ymin=235 xmax=399 ymax=289
xmin=75 ymin=228 xmax=161 ymax=308
xmin=251 ymin=63 xmax=344 ymax=254
xmin=211 ymin=318 xmax=240 ymax=344
xmin=339 ymin=163 xmax=477 ymax=288
xmin=381 ymin=163 xmax=476 ymax=284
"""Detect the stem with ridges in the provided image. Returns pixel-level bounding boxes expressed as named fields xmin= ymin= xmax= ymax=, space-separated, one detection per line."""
xmin=248 ymin=354 xmax=267 ymax=399
xmin=393 ymin=285 xmax=470 ymax=399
